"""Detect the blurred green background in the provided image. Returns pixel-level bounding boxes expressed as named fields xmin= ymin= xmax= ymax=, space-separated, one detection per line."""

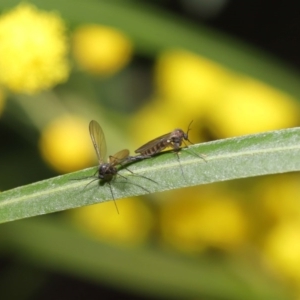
xmin=0 ymin=0 xmax=300 ymax=299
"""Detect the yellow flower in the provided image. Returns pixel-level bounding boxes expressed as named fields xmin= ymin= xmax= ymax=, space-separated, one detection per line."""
xmin=159 ymin=187 xmax=248 ymax=253
xmin=153 ymin=49 xmax=299 ymax=139
xmin=208 ymin=77 xmax=299 ymax=137
xmin=70 ymin=197 xmax=154 ymax=245
xmin=130 ymin=99 xmax=182 ymax=147
xmin=155 ymin=50 xmax=233 ymax=114
xmin=72 ymin=25 xmax=133 ymax=76
xmin=264 ymin=221 xmax=300 ymax=283
xmin=0 ymin=3 xmax=70 ymax=94
xmin=258 ymin=174 xmax=300 ymax=224
xmin=130 ymin=50 xmax=233 ymax=146
xmin=130 ymin=97 xmax=207 ymax=151
xmin=39 ymin=116 xmax=95 ymax=173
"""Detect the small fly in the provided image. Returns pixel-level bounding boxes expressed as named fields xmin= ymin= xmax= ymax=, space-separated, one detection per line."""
xmin=86 ymin=120 xmax=152 ymax=213
xmin=132 ymin=121 xmax=206 ymax=176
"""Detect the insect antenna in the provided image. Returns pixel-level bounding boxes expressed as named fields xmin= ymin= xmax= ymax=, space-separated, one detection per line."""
xmin=186 ymin=120 xmax=194 ymax=140
xmin=183 ymin=120 xmax=207 ymax=162
xmin=184 ymin=120 xmax=198 ymax=146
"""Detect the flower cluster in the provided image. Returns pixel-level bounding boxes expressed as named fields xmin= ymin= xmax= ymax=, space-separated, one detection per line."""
xmin=0 ymin=3 xmax=70 ymax=94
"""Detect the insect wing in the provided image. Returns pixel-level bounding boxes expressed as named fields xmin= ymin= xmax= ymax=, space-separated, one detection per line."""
xmin=89 ymin=120 xmax=107 ymax=164
xmin=135 ymin=132 xmax=171 ymax=154
xmin=109 ymin=149 xmax=130 ymax=165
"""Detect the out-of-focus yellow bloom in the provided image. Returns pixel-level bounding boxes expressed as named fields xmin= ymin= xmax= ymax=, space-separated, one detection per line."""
xmin=155 ymin=50 xmax=233 ymax=114
xmin=130 ymin=97 xmax=206 ymax=150
xmin=72 ymin=25 xmax=133 ymax=76
xmin=208 ymin=77 xmax=299 ymax=137
xmin=253 ymin=174 xmax=300 ymax=286
xmin=39 ymin=116 xmax=95 ymax=173
xmin=258 ymin=175 xmax=300 ymax=224
xmin=264 ymin=221 xmax=300 ymax=283
xmin=159 ymin=187 xmax=248 ymax=253
xmin=130 ymin=99 xmax=186 ymax=148
xmin=70 ymin=197 xmax=154 ymax=245
xmin=152 ymin=49 xmax=299 ymax=140
xmin=0 ymin=3 xmax=70 ymax=94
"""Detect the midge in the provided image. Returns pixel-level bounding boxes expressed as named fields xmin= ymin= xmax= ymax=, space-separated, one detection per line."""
xmin=87 ymin=120 xmax=151 ymax=213
xmin=134 ymin=121 xmax=206 ymax=160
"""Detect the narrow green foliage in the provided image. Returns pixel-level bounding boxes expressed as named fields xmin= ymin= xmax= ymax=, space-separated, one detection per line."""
xmin=0 ymin=128 xmax=300 ymax=224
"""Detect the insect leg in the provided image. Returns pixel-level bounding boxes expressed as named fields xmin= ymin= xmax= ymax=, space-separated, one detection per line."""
xmin=182 ymin=140 xmax=207 ymax=162
xmin=108 ymin=182 xmax=119 ymax=214
xmin=123 ymin=167 xmax=157 ymax=184
xmin=173 ymin=150 xmax=187 ymax=181
xmin=124 ymin=154 xmax=153 ymax=164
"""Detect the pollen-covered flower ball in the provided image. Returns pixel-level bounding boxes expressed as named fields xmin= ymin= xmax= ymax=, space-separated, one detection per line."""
xmin=72 ymin=25 xmax=133 ymax=76
xmin=0 ymin=4 xmax=70 ymax=94
xmin=39 ymin=116 xmax=95 ymax=173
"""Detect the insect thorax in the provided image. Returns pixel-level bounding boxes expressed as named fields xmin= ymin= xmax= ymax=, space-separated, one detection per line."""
xmin=98 ymin=163 xmax=117 ymax=180
xmin=169 ymin=129 xmax=186 ymax=149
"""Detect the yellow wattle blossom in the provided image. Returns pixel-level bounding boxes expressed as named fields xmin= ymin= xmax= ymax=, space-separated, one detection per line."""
xmin=263 ymin=221 xmax=300 ymax=284
xmin=259 ymin=175 xmax=300 ymax=224
xmin=208 ymin=77 xmax=300 ymax=137
xmin=70 ymin=198 xmax=154 ymax=245
xmin=159 ymin=187 xmax=248 ymax=253
xmin=0 ymin=3 xmax=70 ymax=94
xmin=130 ymin=99 xmax=187 ymax=149
xmin=256 ymin=174 xmax=300 ymax=284
xmin=155 ymin=50 xmax=233 ymax=114
xmin=130 ymin=96 xmax=207 ymax=152
xmin=152 ymin=49 xmax=300 ymax=139
xmin=72 ymin=25 xmax=133 ymax=76
xmin=39 ymin=116 xmax=95 ymax=173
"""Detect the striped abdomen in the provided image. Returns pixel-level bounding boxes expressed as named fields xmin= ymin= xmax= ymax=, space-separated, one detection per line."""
xmin=138 ymin=139 xmax=169 ymax=156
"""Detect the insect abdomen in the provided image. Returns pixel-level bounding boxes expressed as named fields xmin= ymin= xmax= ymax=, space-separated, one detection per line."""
xmin=141 ymin=140 xmax=168 ymax=156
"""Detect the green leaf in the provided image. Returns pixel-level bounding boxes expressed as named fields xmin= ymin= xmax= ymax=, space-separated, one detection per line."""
xmin=0 ymin=128 xmax=300 ymax=224
xmin=1 ymin=217 xmax=291 ymax=300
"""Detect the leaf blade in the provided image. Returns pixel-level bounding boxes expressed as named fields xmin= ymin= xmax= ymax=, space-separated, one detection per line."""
xmin=0 ymin=128 xmax=300 ymax=223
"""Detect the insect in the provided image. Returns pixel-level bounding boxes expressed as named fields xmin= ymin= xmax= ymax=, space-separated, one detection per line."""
xmin=132 ymin=121 xmax=206 ymax=176
xmin=87 ymin=120 xmax=152 ymax=213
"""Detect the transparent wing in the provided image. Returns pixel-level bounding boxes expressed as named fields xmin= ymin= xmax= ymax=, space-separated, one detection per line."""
xmin=89 ymin=120 xmax=107 ymax=164
xmin=134 ymin=132 xmax=171 ymax=153
xmin=109 ymin=149 xmax=130 ymax=165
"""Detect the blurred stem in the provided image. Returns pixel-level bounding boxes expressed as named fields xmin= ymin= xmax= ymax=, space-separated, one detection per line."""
xmin=13 ymin=91 xmax=69 ymax=132
xmin=0 ymin=262 xmax=49 ymax=300
xmin=0 ymin=217 xmax=291 ymax=300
